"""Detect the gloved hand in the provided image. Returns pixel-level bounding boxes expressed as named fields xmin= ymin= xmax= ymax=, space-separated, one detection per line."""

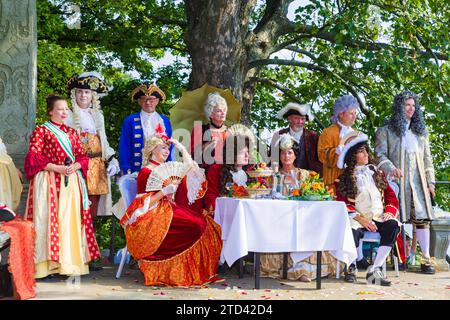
xmin=171 ymin=138 xmax=188 ymax=152
xmin=170 ymin=138 xmax=181 ymax=148
xmin=107 ymin=158 xmax=120 ymax=177
xmin=335 ymin=144 xmax=344 ymax=155
xmin=171 ymin=138 xmax=192 ymax=164
xmin=162 ymin=183 xmax=178 ymax=195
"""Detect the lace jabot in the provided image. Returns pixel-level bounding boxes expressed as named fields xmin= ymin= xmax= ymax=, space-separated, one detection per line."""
xmin=231 ymin=169 xmax=248 ymax=186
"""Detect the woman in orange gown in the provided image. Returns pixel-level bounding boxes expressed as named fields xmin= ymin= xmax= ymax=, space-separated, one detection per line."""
xmin=120 ymin=133 xmax=222 ymax=286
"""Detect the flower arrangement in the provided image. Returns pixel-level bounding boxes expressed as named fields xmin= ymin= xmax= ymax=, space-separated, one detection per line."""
xmin=229 ymin=183 xmax=249 ymax=198
xmin=290 ymin=171 xmax=334 ymax=201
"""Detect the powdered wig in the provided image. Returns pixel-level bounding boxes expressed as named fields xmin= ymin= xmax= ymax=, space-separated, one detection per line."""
xmin=338 ymin=142 xmax=387 ymax=199
xmin=331 ymin=95 xmax=360 ymax=124
xmin=387 ymin=90 xmax=426 ymax=137
xmin=141 ymin=137 xmax=171 ymax=166
xmin=204 ymin=92 xmax=228 ymax=118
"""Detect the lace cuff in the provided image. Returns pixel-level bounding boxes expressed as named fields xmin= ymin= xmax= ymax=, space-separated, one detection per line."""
xmin=186 ymin=166 xmax=206 ymax=205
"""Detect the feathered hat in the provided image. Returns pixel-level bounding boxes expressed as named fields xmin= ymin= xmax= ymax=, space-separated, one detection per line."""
xmin=67 ymin=71 xmax=109 ymax=94
xmin=131 ymin=83 xmax=166 ymax=102
xmin=337 ymin=131 xmax=369 ymax=169
xmin=277 ymin=133 xmax=296 ymax=151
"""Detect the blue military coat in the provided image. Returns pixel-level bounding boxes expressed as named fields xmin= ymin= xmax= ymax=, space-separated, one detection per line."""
xmin=118 ymin=112 xmax=173 ymax=174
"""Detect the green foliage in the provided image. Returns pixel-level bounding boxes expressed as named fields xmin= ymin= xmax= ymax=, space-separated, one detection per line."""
xmin=36 ymin=41 xmax=84 ymax=124
xmin=250 ymin=0 xmax=449 ymax=206
xmin=36 ymin=0 xmax=449 ymax=241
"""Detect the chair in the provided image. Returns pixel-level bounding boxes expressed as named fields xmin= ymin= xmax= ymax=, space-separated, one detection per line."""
xmin=336 ymin=180 xmax=402 ymax=278
xmin=114 ymin=173 xmax=138 ymax=279
xmin=360 ymin=231 xmax=400 ymax=277
xmin=336 ymin=231 xmax=400 ymax=278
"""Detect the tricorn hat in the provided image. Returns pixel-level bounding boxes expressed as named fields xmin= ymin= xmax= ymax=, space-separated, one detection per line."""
xmin=131 ymin=83 xmax=166 ymax=102
xmin=276 ymin=102 xmax=314 ymax=121
xmin=67 ymin=71 xmax=108 ymax=94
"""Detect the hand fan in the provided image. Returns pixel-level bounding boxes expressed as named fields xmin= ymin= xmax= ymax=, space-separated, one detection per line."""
xmin=145 ymin=161 xmax=191 ymax=192
xmin=227 ymin=123 xmax=256 ymax=145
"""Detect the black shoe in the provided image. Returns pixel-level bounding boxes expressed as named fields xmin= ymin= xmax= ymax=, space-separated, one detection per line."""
xmin=420 ymin=263 xmax=435 ymax=274
xmin=344 ymin=264 xmax=357 ymax=283
xmin=89 ymin=262 xmax=103 ymax=272
xmin=356 ymin=258 xmax=370 ymax=270
xmin=446 ymin=254 xmax=450 ymax=265
xmin=366 ymin=267 xmax=391 ymax=286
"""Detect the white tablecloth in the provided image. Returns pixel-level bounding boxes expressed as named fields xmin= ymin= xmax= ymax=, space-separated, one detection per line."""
xmin=214 ymin=197 xmax=357 ymax=267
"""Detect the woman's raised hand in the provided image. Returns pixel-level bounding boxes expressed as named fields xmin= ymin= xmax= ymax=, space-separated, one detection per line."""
xmin=162 ymin=183 xmax=178 ymax=195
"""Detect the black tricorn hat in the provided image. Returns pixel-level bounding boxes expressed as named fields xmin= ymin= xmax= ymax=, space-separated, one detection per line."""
xmin=67 ymin=71 xmax=108 ymax=94
xmin=131 ymin=83 xmax=166 ymax=102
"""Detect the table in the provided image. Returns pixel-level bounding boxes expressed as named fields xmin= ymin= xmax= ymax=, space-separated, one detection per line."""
xmin=214 ymin=197 xmax=357 ymax=289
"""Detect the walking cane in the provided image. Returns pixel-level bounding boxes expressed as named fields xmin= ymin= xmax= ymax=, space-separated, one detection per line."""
xmin=402 ymin=224 xmax=408 ymax=271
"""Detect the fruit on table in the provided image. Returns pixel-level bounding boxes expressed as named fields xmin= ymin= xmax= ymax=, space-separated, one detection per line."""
xmin=247 ymin=182 xmax=268 ymax=189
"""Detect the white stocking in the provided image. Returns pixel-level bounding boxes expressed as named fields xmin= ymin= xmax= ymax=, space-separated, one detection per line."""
xmin=416 ymin=228 xmax=430 ymax=259
xmin=373 ymin=246 xmax=391 ymax=269
xmin=357 ymin=240 xmax=364 ymax=261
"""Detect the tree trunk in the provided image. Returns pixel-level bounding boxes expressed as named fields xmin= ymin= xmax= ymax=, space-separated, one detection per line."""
xmin=184 ymin=0 xmax=257 ymax=124
xmin=184 ymin=0 xmax=291 ymax=126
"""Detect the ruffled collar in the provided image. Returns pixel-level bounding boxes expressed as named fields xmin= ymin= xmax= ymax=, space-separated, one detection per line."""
xmin=354 ymin=165 xmax=377 ymax=192
xmin=289 ymin=128 xmax=303 ymax=143
xmin=231 ymin=169 xmax=248 ymax=186
xmin=140 ymin=110 xmax=157 ymax=119
xmin=403 ymin=122 xmax=419 ymax=153
xmin=337 ymin=121 xmax=354 ymax=138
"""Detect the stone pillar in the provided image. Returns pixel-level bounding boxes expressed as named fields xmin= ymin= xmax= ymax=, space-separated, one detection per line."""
xmin=0 ymin=0 xmax=37 ymax=214
xmin=430 ymin=219 xmax=450 ymax=271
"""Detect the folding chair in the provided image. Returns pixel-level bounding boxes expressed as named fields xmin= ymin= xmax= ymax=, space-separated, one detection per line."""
xmin=337 ymin=180 xmax=403 ymax=279
xmin=361 ymin=231 xmax=400 ymax=277
xmin=114 ymin=173 xmax=138 ymax=279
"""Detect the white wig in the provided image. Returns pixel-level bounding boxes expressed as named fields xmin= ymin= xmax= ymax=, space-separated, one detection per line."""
xmin=204 ymin=92 xmax=228 ymax=118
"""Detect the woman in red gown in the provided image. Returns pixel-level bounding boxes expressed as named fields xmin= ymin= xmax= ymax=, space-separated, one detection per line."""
xmin=24 ymin=95 xmax=100 ymax=278
xmin=120 ymin=133 xmax=222 ymax=286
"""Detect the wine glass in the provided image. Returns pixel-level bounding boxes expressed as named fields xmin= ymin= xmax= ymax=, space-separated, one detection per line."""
xmin=225 ymin=182 xmax=234 ymax=197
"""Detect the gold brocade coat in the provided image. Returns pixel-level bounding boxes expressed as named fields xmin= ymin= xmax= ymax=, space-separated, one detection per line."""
xmin=317 ymin=124 xmax=342 ymax=188
xmin=80 ymin=132 xmax=108 ymax=195
xmin=66 ymin=109 xmax=115 ymax=216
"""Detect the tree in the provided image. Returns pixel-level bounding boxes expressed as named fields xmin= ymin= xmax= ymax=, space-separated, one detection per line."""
xmin=38 ymin=0 xmax=449 ymax=121
xmin=37 ymin=0 xmax=449 ymax=209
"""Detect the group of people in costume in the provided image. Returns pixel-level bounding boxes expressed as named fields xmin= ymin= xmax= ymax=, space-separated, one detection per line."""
xmin=323 ymin=92 xmax=436 ymax=285
xmin=0 ymin=66 xmax=439 ymax=297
